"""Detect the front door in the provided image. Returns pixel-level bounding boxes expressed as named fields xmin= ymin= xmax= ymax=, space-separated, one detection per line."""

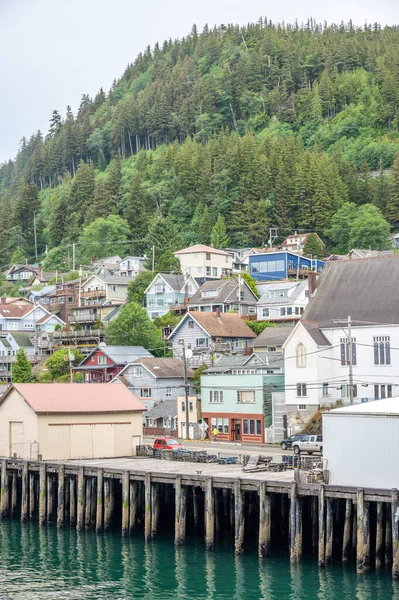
xmin=232 ymin=419 xmax=241 ymax=441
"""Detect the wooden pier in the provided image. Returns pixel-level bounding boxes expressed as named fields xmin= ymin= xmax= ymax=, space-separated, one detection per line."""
xmin=0 ymin=456 xmax=398 ymax=579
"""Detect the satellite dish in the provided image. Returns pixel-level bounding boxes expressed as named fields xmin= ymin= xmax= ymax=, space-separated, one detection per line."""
xmin=185 ymin=349 xmax=193 ymax=359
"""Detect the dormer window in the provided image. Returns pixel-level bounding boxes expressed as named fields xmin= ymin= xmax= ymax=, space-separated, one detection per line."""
xmin=201 ymin=290 xmax=217 ymax=298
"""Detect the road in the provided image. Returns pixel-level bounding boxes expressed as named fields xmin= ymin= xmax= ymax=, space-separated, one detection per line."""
xmin=143 ymin=437 xmax=292 ymax=458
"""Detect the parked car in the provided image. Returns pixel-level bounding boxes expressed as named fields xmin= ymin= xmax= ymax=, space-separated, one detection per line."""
xmin=280 ymin=434 xmax=307 ymax=451
xmin=153 ymin=437 xmax=184 ymax=451
xmin=292 ymin=435 xmax=323 ymax=455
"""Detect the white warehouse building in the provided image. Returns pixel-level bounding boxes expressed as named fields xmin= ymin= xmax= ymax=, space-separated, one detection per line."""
xmin=323 ymin=399 xmax=399 ymax=489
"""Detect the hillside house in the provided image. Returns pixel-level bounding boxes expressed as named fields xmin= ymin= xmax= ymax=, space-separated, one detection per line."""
xmin=143 ymin=398 xmax=178 ymax=436
xmin=249 ymin=251 xmax=324 ymax=282
xmin=187 ymin=277 xmax=258 ymax=316
xmin=118 ymin=256 xmax=146 ymax=277
xmin=256 ymin=280 xmax=310 ymax=322
xmin=201 ymin=352 xmax=284 ymax=444
xmin=250 ymin=325 xmax=294 ymax=353
xmin=174 ymin=244 xmax=233 ymax=283
xmin=145 ymin=273 xmax=198 ymax=320
xmin=0 ymin=303 xmax=64 ymax=333
xmin=75 ymin=344 xmax=152 ymax=383
xmin=281 ymin=232 xmax=325 ymax=254
xmin=113 ymin=357 xmax=194 ymax=413
xmin=283 ymin=255 xmax=399 ymax=419
xmin=169 ymin=311 xmax=256 ymax=367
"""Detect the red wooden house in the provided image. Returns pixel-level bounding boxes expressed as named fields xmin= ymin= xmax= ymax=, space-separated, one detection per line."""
xmin=74 ymin=344 xmax=152 ymax=383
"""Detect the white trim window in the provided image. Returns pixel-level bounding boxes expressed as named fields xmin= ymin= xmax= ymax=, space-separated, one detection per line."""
xmin=209 ymin=390 xmax=224 ymax=403
xmin=166 ymin=387 xmax=172 ymax=397
xmin=237 ymin=390 xmax=256 ymax=403
xmin=296 ymin=383 xmax=307 ymax=397
xmin=373 ymin=336 xmax=391 ymax=365
xmin=296 ymin=343 xmax=306 ymax=368
xmin=131 ymin=367 xmax=142 ymax=377
xmin=140 ymin=388 xmax=152 ymax=398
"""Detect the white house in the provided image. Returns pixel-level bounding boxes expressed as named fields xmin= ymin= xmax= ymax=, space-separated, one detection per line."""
xmin=174 ymin=244 xmax=233 ymax=283
xmin=256 ymin=280 xmax=309 ymax=322
xmin=80 ymin=273 xmax=134 ymax=303
xmin=145 ymin=273 xmax=198 ymax=320
xmin=0 ymin=303 xmax=64 ymax=333
xmin=118 ymin=256 xmax=146 ymax=277
xmin=283 ymin=255 xmax=399 ymax=418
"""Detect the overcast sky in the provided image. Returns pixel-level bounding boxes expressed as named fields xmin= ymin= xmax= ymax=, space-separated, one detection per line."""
xmin=0 ymin=0 xmax=397 ymax=163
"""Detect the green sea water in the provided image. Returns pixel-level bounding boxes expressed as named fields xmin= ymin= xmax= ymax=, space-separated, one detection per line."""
xmin=0 ymin=521 xmax=398 ymax=600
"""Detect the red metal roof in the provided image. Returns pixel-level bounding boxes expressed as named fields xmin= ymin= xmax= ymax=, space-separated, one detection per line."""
xmin=9 ymin=383 xmax=146 ymax=414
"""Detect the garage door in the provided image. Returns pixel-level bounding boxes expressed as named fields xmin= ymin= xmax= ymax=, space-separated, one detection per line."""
xmin=70 ymin=425 xmax=93 ymax=459
xmin=9 ymin=421 xmax=24 ymax=458
xmin=92 ymin=424 xmax=115 ymax=458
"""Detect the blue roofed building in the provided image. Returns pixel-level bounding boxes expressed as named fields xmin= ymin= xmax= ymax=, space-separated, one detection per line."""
xmin=249 ymin=251 xmax=324 ymax=282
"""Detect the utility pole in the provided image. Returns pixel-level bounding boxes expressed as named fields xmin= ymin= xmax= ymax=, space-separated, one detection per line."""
xmin=152 ymin=245 xmax=155 ymax=272
xmin=347 ymin=315 xmax=354 ymax=405
xmin=33 ymin=212 xmax=38 ymax=262
xmin=67 ymin=348 xmax=74 ymax=384
xmin=238 ymin=272 xmax=242 ymax=317
xmin=180 ymin=340 xmax=190 ymax=440
xmin=72 ymin=243 xmax=76 ymax=272
xmin=268 ymin=227 xmax=278 ymax=249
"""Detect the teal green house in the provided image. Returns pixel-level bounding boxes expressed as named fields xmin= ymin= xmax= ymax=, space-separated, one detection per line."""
xmin=200 ymin=352 xmax=284 ymax=444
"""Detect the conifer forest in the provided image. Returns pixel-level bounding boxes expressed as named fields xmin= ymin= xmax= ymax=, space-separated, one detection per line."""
xmin=2 ymin=19 xmax=399 ymax=268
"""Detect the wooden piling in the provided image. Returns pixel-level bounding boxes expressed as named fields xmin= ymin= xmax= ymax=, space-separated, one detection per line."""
xmin=392 ymin=489 xmax=399 ymax=580
xmin=0 ymin=460 xmax=9 ymax=519
xmin=375 ymin=501 xmax=384 ymax=569
xmin=29 ymin=472 xmax=35 ymax=520
xmin=214 ymin=489 xmax=220 ymax=533
xmin=96 ymin=469 xmax=103 ymax=533
xmin=39 ymin=463 xmax=46 ymax=525
xmin=104 ymin=478 xmax=112 ymax=532
xmin=312 ymin=496 xmax=318 ymax=551
xmin=192 ymin=486 xmax=200 ymax=533
xmin=69 ymin=476 xmax=76 ymax=527
xmin=205 ymin=477 xmax=214 ymax=551
xmin=85 ymin=477 xmax=92 ymax=529
xmin=144 ymin=473 xmax=151 ymax=541
xmin=77 ymin=467 xmax=85 ymax=531
xmin=356 ymin=489 xmax=370 ymax=574
xmin=122 ymin=471 xmax=130 ymax=537
xmin=11 ymin=471 xmax=17 ymax=518
xmin=386 ymin=505 xmax=392 ymax=564
xmin=47 ymin=474 xmax=54 ymax=523
xmin=175 ymin=475 xmax=186 ymax=545
xmin=342 ymin=499 xmax=352 ymax=564
xmin=57 ymin=465 xmax=65 ymax=529
xmin=20 ymin=463 xmax=28 ymax=522
xmin=325 ymin=498 xmax=333 ymax=566
xmin=151 ymin=482 xmax=160 ymax=540
xmin=290 ymin=483 xmax=297 ymax=563
xmin=318 ymin=484 xmax=325 ymax=568
xmin=129 ymin=480 xmax=137 ymax=535
xmin=65 ymin=476 xmax=70 ymax=524
xmin=258 ymin=482 xmax=271 ymax=558
xmin=295 ymin=496 xmax=303 ymax=561
xmin=234 ymin=479 xmax=244 ymax=555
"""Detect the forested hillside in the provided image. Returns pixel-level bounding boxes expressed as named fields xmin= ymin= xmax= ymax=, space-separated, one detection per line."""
xmin=1 ymin=19 xmax=399 ymax=269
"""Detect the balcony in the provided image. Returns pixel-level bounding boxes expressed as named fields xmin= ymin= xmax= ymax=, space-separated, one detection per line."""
xmin=69 ymin=314 xmax=98 ymax=323
xmin=81 ymin=290 xmax=106 ymax=298
xmin=53 ymin=328 xmax=105 ymax=340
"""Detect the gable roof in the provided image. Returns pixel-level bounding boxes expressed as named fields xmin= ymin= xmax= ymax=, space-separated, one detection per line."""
xmin=145 ymin=273 xmax=197 ymax=294
xmin=301 ymin=321 xmax=332 ymax=346
xmin=325 ymin=397 xmax=399 ymax=416
xmin=28 ymin=285 xmax=57 ymax=298
xmin=303 ymin=255 xmax=399 ymax=327
xmin=129 ymin=357 xmax=193 ymax=378
xmin=250 ymin=325 xmax=295 ymax=348
xmin=257 ymin=280 xmax=307 ymax=305
xmin=189 ymin=278 xmax=257 ymax=306
xmin=0 ymin=305 xmax=33 ymax=319
xmin=83 ymin=274 xmax=135 ymax=286
xmin=81 ymin=345 xmax=152 ymax=366
xmin=36 ymin=313 xmax=64 ymax=325
xmin=205 ymin=351 xmax=283 ymax=373
xmin=5 ymin=383 xmax=145 ymax=413
xmin=175 ymin=244 xmax=228 ymax=256
xmin=170 ymin=311 xmax=256 ymax=339
xmin=145 ymin=398 xmax=177 ymax=419
xmin=10 ymin=332 xmax=35 ymax=348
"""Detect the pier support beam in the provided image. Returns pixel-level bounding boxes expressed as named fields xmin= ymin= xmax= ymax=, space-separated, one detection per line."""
xmin=144 ymin=473 xmax=151 ymax=541
xmin=29 ymin=472 xmax=35 ymax=521
xmin=39 ymin=463 xmax=46 ymax=525
xmin=77 ymin=467 xmax=85 ymax=531
xmin=70 ymin=476 xmax=76 ymax=527
xmin=85 ymin=478 xmax=92 ymax=529
xmin=357 ymin=489 xmax=370 ymax=574
xmin=0 ymin=460 xmax=9 ymax=519
xmin=151 ymin=482 xmax=160 ymax=540
xmin=205 ymin=478 xmax=214 ymax=551
xmin=312 ymin=496 xmax=318 ymax=551
xmin=57 ymin=465 xmax=65 ymax=529
xmin=258 ymin=483 xmax=271 ymax=558
xmin=104 ymin=478 xmax=112 ymax=532
xmin=175 ymin=476 xmax=187 ymax=545
xmin=392 ymin=489 xmax=399 ymax=580
xmin=11 ymin=471 xmax=17 ymax=518
xmin=295 ymin=496 xmax=303 ymax=562
xmin=192 ymin=486 xmax=200 ymax=533
xmin=122 ymin=471 xmax=130 ymax=537
xmin=47 ymin=474 xmax=54 ymax=523
xmin=376 ymin=501 xmax=384 ymax=569
xmin=342 ymin=499 xmax=352 ymax=564
xmin=290 ymin=483 xmax=297 ymax=563
xmin=21 ymin=463 xmax=28 ymax=523
xmin=129 ymin=481 xmax=137 ymax=535
xmin=318 ymin=484 xmax=325 ymax=568
xmin=325 ymin=499 xmax=333 ymax=566
xmin=96 ymin=469 xmax=103 ymax=533
xmin=234 ymin=479 xmax=245 ymax=555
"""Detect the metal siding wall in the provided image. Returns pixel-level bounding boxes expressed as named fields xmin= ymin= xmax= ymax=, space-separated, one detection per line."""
xmin=0 ymin=390 xmax=38 ymax=459
xmin=324 ymin=414 xmax=399 ymax=488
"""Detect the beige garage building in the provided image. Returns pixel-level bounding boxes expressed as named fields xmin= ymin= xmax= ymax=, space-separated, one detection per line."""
xmin=0 ymin=383 xmax=145 ymax=460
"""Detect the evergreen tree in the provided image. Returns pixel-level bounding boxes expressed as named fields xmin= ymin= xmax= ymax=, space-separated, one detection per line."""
xmin=302 ymin=233 xmax=325 ymax=259
xmin=127 ymin=271 xmax=155 ymax=304
xmin=12 ymin=349 xmax=32 ymax=383
xmin=386 ymin=154 xmax=399 ymax=224
xmin=124 ymin=172 xmax=153 ymax=253
xmin=155 ymin=250 xmax=182 ymax=273
xmin=210 ymin=215 xmax=230 ymax=248
xmin=144 ymin=216 xmax=182 ymax=268
xmin=66 ymin=160 xmax=95 ymax=239
xmin=106 ymin=302 xmax=163 ymax=354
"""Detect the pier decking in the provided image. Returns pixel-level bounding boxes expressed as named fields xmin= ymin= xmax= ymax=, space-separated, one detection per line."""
xmin=0 ymin=456 xmax=398 ymax=579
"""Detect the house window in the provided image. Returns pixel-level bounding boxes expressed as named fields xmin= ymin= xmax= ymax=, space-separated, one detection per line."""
xmin=340 ymin=338 xmax=357 ymax=366
xmin=112 ymin=285 xmax=116 ymax=292
xmin=296 ymin=383 xmax=307 ymax=397
xmin=209 ymin=390 xmax=223 ymax=403
xmin=237 ymin=390 xmax=255 ymax=403
xmin=296 ymin=343 xmax=306 ymax=368
xmin=98 ymin=355 xmax=107 ymax=365
xmin=189 ymin=401 xmax=193 ymax=412
xmin=322 ymin=383 xmax=329 ymax=396
xmin=59 ymin=297 xmax=65 ymax=304
xmin=243 ymin=419 xmax=261 ymax=436
xmin=262 ymin=308 xmax=269 ymax=318
xmin=50 ymin=298 xmax=56 ymax=304
xmin=248 ymin=306 xmax=256 ymax=315
xmin=373 ymin=336 xmax=391 ymax=365
xmin=287 ymin=307 xmax=292 ymax=315
xmin=166 ymin=387 xmax=172 ymax=397
xmin=181 ymin=401 xmax=185 ymax=412
xmin=155 ymin=285 xmax=164 ymax=294
xmin=156 ymin=299 xmax=164 ymax=307
xmin=206 ymin=253 xmax=211 ymax=260
xmin=132 ymin=367 xmax=142 ymax=377
xmin=206 ymin=267 xmax=211 ymax=276
xmin=140 ymin=388 xmax=152 ymax=398
xmin=298 ymin=405 xmax=307 ymax=410
xmin=212 ymin=267 xmax=217 ymax=277
xmin=68 ymin=297 xmax=73 ymax=303
xmin=374 ymin=384 xmax=393 ymax=399
xmin=251 ymin=262 xmax=259 ymax=274
xmin=24 ymin=323 xmax=34 ymax=329
xmin=196 ymin=338 xmax=209 ymax=348
xmin=188 ymin=320 xmax=194 ymax=329
xmin=223 ymin=418 xmax=229 ymax=434
xmin=280 ymin=307 xmax=286 ymax=316
xmin=91 ymin=356 xmax=95 ymax=363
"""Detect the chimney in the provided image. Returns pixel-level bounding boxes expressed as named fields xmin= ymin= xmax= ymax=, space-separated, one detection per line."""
xmin=215 ymin=307 xmax=221 ymax=318
xmin=244 ymin=346 xmax=253 ymax=356
xmin=308 ymin=271 xmax=317 ymax=297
